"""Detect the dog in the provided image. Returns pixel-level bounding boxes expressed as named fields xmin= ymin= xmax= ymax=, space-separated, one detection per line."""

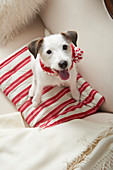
xmin=28 ymin=31 xmax=81 ymax=107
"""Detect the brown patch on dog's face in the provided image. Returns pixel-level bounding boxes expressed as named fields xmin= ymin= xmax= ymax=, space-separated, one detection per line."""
xmin=61 ymin=31 xmax=78 ymax=46
xmin=28 ymin=39 xmax=43 ymax=59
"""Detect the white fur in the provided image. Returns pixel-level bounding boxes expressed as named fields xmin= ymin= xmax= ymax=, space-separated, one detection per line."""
xmin=0 ymin=0 xmax=45 ymax=45
xmin=29 ymin=34 xmax=80 ymax=107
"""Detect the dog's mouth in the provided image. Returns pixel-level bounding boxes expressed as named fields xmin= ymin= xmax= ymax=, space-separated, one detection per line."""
xmin=54 ymin=69 xmax=70 ymax=80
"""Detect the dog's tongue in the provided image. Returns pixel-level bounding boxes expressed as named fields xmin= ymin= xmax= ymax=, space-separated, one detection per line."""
xmin=59 ymin=70 xmax=70 ymax=80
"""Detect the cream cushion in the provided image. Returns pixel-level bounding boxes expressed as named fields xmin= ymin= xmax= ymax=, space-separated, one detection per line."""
xmin=40 ymin=0 xmax=113 ymax=113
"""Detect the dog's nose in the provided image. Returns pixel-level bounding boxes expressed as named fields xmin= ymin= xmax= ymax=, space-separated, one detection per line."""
xmin=58 ymin=60 xmax=68 ymax=69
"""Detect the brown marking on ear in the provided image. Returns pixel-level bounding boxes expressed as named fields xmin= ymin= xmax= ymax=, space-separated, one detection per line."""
xmin=61 ymin=32 xmax=72 ymax=42
xmin=28 ymin=38 xmax=43 ymax=59
xmin=61 ymin=31 xmax=78 ymax=46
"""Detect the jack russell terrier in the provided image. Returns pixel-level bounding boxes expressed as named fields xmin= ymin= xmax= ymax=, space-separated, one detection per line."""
xmin=28 ymin=31 xmax=83 ymax=107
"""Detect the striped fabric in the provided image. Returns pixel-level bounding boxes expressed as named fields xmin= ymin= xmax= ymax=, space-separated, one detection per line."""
xmin=0 ymin=45 xmax=105 ymax=129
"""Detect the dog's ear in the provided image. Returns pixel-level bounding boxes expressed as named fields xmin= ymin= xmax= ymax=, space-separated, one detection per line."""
xmin=61 ymin=31 xmax=78 ymax=46
xmin=28 ymin=39 xmax=43 ymax=59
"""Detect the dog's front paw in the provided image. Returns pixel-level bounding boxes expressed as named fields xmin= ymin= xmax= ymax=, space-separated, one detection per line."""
xmin=29 ymin=87 xmax=35 ymax=98
xmin=32 ymin=101 xmax=39 ymax=108
xmin=72 ymin=90 xmax=80 ymax=101
xmin=32 ymin=97 xmax=41 ymax=108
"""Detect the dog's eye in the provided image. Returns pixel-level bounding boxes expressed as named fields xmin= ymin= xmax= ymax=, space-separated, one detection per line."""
xmin=63 ymin=44 xmax=68 ymax=50
xmin=46 ymin=50 xmax=52 ymax=54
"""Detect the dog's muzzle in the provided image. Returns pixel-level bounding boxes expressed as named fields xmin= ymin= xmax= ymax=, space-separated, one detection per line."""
xmin=57 ymin=60 xmax=70 ymax=80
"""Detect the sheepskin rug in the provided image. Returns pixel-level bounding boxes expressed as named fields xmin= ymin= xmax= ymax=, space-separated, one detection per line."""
xmin=0 ymin=0 xmax=46 ymax=45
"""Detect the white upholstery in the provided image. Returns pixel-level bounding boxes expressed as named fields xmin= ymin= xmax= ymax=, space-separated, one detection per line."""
xmin=40 ymin=0 xmax=113 ymax=113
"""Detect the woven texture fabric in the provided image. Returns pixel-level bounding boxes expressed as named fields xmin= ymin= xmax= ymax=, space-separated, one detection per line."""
xmin=0 ymin=45 xmax=105 ymax=128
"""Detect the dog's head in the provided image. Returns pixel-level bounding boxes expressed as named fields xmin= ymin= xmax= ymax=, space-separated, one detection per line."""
xmin=28 ymin=31 xmax=78 ymax=80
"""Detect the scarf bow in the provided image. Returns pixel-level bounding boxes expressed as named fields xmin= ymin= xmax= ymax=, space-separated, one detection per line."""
xmin=71 ymin=43 xmax=84 ymax=64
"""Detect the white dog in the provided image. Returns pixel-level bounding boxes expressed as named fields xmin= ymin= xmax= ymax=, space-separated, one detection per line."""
xmin=28 ymin=31 xmax=82 ymax=107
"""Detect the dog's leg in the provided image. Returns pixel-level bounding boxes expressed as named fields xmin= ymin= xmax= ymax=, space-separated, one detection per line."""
xmin=32 ymin=84 xmax=43 ymax=107
xmin=29 ymin=75 xmax=36 ymax=97
xmin=70 ymin=83 xmax=80 ymax=101
xmin=71 ymin=85 xmax=80 ymax=101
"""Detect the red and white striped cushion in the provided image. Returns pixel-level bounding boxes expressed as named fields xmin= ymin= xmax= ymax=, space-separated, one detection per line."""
xmin=0 ymin=45 xmax=105 ymax=129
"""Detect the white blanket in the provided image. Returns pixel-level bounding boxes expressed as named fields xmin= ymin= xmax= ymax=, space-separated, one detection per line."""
xmin=0 ymin=112 xmax=113 ymax=170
